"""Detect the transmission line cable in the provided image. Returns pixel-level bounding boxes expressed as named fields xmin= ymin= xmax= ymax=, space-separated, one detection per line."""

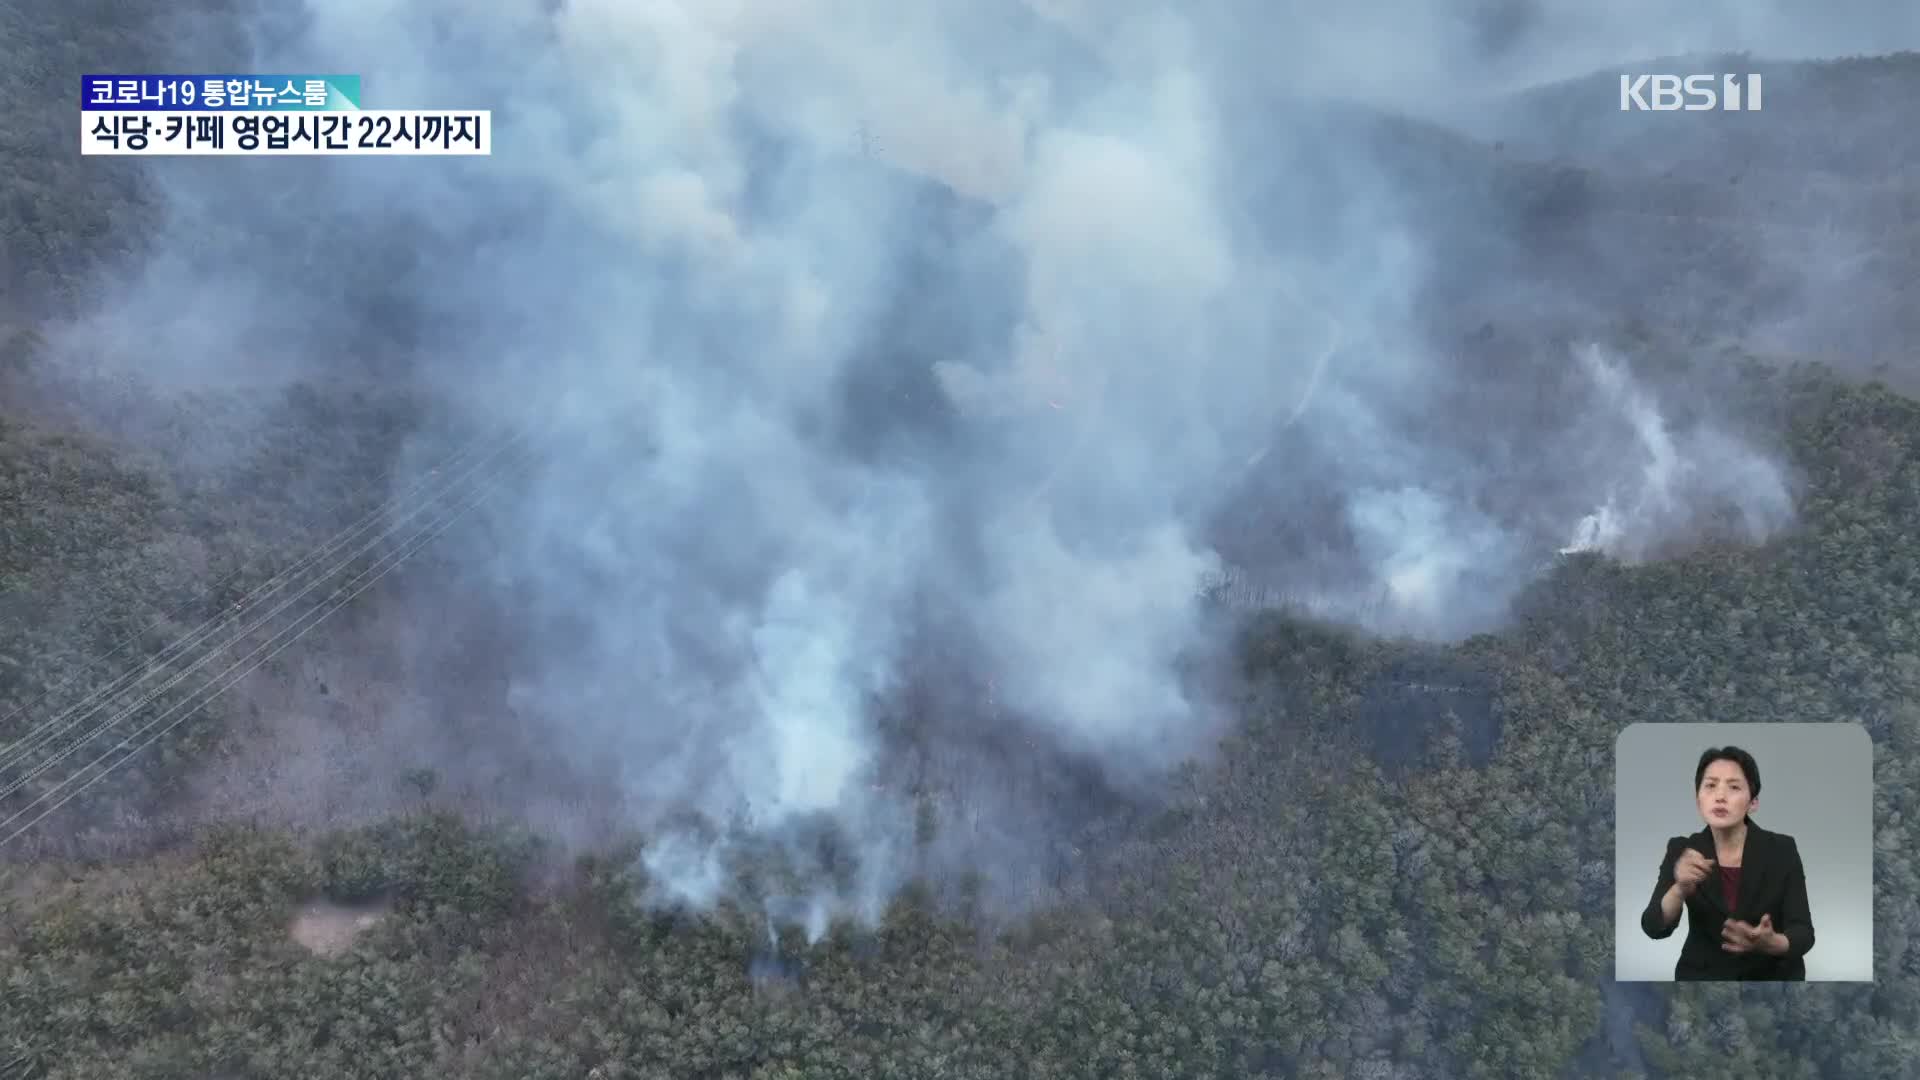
xmin=0 ymin=441 xmax=536 ymax=849
xmin=0 ymin=427 xmax=518 ymax=769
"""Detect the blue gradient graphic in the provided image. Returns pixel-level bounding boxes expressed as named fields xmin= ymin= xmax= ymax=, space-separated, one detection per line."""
xmin=82 ymin=75 xmax=362 ymax=111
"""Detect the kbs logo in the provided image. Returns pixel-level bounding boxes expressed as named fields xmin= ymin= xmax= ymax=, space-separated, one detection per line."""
xmin=1619 ymin=74 xmax=1763 ymax=111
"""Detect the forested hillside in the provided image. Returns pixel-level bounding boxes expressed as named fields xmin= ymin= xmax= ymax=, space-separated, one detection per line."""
xmin=4 ymin=6 xmax=1920 ymax=1078
xmin=3 ymin=362 xmax=1917 ymax=1078
xmin=1436 ymin=51 xmax=1920 ymax=380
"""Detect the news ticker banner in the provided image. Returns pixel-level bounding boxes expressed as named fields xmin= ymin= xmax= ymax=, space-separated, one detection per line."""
xmin=84 ymin=74 xmax=364 ymax=110
xmin=81 ymin=74 xmax=489 ymax=156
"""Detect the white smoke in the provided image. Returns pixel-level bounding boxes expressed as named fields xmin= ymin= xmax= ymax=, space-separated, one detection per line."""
xmin=37 ymin=0 xmax=1873 ymax=923
xmin=1560 ymin=344 xmax=1793 ymax=559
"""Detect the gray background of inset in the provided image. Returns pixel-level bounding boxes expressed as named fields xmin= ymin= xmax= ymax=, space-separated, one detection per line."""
xmin=1614 ymin=722 xmax=1874 ymax=982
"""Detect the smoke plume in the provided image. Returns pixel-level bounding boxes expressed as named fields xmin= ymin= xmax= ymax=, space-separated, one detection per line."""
xmin=38 ymin=0 xmax=1893 ymax=921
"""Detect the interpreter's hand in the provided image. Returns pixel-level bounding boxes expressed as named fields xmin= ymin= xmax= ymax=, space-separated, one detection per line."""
xmin=1672 ymin=849 xmax=1715 ymax=896
xmin=1721 ymin=914 xmax=1776 ymax=954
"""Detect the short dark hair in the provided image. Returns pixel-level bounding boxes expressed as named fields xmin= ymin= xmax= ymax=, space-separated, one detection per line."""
xmin=1695 ymin=746 xmax=1761 ymax=800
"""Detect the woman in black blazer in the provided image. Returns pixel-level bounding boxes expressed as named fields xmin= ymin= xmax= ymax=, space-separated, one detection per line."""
xmin=1640 ymin=745 xmax=1816 ymax=980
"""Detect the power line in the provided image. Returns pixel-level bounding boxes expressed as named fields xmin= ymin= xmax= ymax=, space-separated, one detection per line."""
xmin=0 ymin=428 xmax=522 ymax=772
xmin=0 ymin=439 xmax=537 ymax=850
xmin=0 ymin=424 xmax=492 ymax=745
xmin=0 ymin=433 xmax=527 ymax=802
xmin=0 ymin=428 xmax=515 ymax=771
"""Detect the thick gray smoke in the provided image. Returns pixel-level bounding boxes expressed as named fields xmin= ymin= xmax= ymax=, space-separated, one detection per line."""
xmin=42 ymin=0 xmax=1891 ymax=920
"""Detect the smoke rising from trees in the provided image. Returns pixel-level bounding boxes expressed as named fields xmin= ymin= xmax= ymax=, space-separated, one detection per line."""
xmin=35 ymin=0 xmax=1870 ymax=919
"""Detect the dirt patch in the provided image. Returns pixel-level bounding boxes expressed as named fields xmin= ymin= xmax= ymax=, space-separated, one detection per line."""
xmin=290 ymin=897 xmax=390 ymax=957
